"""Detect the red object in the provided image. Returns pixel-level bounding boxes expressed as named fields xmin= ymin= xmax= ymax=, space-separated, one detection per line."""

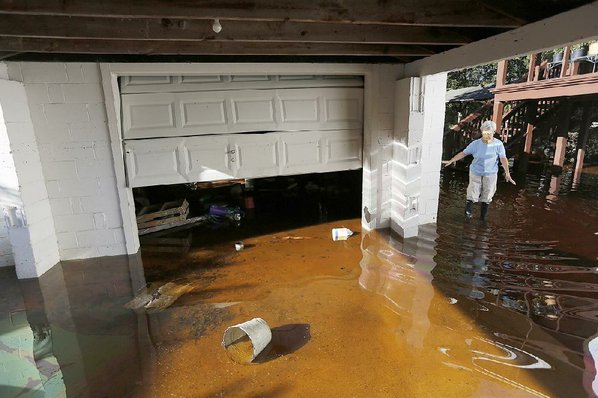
xmin=244 ymin=195 xmax=255 ymax=209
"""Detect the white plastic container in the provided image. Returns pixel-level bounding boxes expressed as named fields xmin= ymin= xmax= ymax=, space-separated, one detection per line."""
xmin=331 ymin=227 xmax=354 ymax=241
xmin=222 ymin=318 xmax=272 ymax=363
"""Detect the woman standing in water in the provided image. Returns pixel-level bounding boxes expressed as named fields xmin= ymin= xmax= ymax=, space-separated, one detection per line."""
xmin=442 ymin=120 xmax=516 ymax=220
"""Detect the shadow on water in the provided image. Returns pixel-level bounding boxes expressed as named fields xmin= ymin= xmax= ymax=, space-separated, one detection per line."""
xmin=254 ymin=323 xmax=311 ymax=363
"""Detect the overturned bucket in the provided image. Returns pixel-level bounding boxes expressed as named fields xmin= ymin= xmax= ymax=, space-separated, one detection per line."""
xmin=222 ymin=318 xmax=272 ymax=364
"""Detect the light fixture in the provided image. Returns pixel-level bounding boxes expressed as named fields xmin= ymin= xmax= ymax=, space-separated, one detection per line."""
xmin=212 ymin=19 xmax=222 ymax=34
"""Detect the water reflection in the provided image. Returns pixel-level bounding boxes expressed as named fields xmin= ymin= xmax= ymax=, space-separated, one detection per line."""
xmin=0 ymin=255 xmax=153 ymax=398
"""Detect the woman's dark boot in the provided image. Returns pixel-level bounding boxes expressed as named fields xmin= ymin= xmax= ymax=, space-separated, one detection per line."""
xmin=480 ymin=202 xmax=489 ymax=220
xmin=465 ymin=200 xmax=474 ymax=218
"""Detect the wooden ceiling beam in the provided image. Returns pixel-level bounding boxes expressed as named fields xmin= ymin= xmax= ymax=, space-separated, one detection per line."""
xmin=0 ymin=15 xmax=473 ymax=45
xmin=0 ymin=37 xmax=440 ymax=56
xmin=0 ymin=0 xmax=522 ymax=27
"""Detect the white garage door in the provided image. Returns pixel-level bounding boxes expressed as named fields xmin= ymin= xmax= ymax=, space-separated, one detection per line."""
xmin=121 ymin=75 xmax=363 ymax=188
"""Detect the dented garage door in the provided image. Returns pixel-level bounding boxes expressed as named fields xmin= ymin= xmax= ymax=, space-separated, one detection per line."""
xmin=121 ymin=75 xmax=363 ymax=187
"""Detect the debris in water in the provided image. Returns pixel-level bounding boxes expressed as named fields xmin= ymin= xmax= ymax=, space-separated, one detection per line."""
xmin=222 ymin=318 xmax=272 ymax=364
xmin=449 ymin=297 xmax=458 ymax=305
xmin=235 ymin=241 xmax=244 ymax=251
xmin=125 ymin=282 xmax=194 ymax=312
xmin=273 ymin=235 xmax=313 ymax=241
xmin=331 ymin=228 xmax=354 ymax=241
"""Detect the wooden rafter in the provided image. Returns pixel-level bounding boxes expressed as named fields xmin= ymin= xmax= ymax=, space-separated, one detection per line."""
xmin=0 ymin=0 xmax=522 ymax=27
xmin=0 ymin=15 xmax=472 ymax=45
xmin=0 ymin=37 xmax=438 ymax=56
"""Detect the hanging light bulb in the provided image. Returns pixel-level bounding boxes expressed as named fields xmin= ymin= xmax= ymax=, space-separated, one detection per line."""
xmin=212 ymin=19 xmax=222 ymax=34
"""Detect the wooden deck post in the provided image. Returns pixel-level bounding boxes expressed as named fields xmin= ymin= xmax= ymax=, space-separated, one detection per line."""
xmin=492 ymin=100 xmax=504 ymax=138
xmin=553 ymin=102 xmax=572 ymax=168
xmin=560 ymin=46 xmax=571 ymax=78
xmin=492 ymin=59 xmax=508 ymax=138
xmin=527 ymin=53 xmax=537 ymax=82
xmin=524 ymin=123 xmax=535 ymax=154
xmin=574 ymin=102 xmax=593 ymax=182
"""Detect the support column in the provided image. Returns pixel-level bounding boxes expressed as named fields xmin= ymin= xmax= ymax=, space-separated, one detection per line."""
xmin=391 ymin=73 xmax=447 ymax=238
xmin=574 ymin=102 xmax=593 ymax=184
xmin=524 ymin=124 xmax=535 ymax=154
xmin=492 ymin=59 xmax=508 ymax=136
xmin=0 ymin=68 xmax=59 ymax=279
xmin=552 ymin=102 xmax=573 ymax=170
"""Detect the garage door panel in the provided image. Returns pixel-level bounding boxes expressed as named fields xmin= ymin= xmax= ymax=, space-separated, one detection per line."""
xmin=280 ymin=132 xmax=323 ymax=175
xmin=124 ymin=139 xmax=186 ymax=187
xmin=230 ymin=91 xmax=277 ymax=129
xmin=122 ymin=87 xmax=362 ymax=139
xmin=232 ymin=134 xmax=280 ymax=178
xmin=123 ymin=94 xmax=179 ymax=139
xmin=183 ymin=136 xmax=235 ymax=182
xmin=326 ymin=130 xmax=363 ymax=166
xmin=324 ymin=92 xmax=363 ymax=129
xmin=180 ymin=98 xmax=228 ymax=128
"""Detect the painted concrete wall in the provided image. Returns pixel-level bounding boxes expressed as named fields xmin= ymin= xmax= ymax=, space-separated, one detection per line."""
xmin=362 ymin=64 xmax=403 ymax=230
xmin=6 ymin=62 xmax=126 ymax=261
xmin=0 ymin=74 xmax=60 ymax=278
xmin=391 ymin=73 xmax=447 ymax=238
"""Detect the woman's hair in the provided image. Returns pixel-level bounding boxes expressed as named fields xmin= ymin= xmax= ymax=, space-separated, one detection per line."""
xmin=480 ymin=120 xmax=497 ymax=132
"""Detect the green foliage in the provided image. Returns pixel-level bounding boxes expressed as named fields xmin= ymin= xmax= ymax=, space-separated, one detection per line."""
xmin=447 ymin=57 xmax=530 ymax=90
xmin=446 ymin=63 xmax=496 ymax=90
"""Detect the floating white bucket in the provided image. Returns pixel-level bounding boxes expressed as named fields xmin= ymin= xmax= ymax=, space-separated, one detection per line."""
xmin=222 ymin=318 xmax=272 ymax=363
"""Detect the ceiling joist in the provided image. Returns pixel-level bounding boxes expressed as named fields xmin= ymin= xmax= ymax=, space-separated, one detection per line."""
xmin=0 ymin=37 xmax=438 ymax=56
xmin=0 ymin=14 xmax=474 ymax=45
xmin=0 ymin=0 xmax=522 ymax=27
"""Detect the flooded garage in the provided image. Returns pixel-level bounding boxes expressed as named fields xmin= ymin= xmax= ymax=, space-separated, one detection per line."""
xmin=1 ymin=166 xmax=596 ymax=397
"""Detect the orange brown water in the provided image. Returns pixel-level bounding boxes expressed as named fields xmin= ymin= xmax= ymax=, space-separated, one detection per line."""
xmin=225 ymin=334 xmax=254 ymax=364
xmin=0 ymin=169 xmax=597 ymax=397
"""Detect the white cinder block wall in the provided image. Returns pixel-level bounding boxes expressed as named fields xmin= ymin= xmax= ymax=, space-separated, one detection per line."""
xmin=0 ymin=73 xmax=60 ymax=278
xmin=7 ymin=62 xmax=126 ymax=260
xmin=391 ymin=73 xmax=447 ymax=238
xmin=361 ymin=64 xmax=403 ymax=230
xmin=0 ymin=106 xmax=16 ymax=267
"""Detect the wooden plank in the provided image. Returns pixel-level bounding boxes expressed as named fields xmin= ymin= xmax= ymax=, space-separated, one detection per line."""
xmin=0 ymin=37 xmax=438 ymax=56
xmin=138 ymin=215 xmax=208 ymax=236
xmin=137 ymin=209 xmax=189 ymax=229
xmin=0 ymin=0 xmax=521 ymax=27
xmin=493 ymin=74 xmax=598 ymax=101
xmin=0 ymin=14 xmax=472 ymax=45
xmin=496 ymin=59 xmax=507 ymax=88
xmin=560 ymin=46 xmax=571 ymax=78
xmin=527 ymin=53 xmax=537 ymax=81
xmin=136 ymin=199 xmax=189 ymax=223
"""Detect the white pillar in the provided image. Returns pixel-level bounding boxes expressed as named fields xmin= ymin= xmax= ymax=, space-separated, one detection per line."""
xmin=0 ymin=70 xmax=60 ymax=279
xmin=391 ymin=73 xmax=447 ymax=238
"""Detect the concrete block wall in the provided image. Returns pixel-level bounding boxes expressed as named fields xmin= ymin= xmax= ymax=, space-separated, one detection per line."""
xmin=361 ymin=64 xmax=402 ymax=230
xmin=390 ymin=73 xmax=447 ymax=238
xmin=0 ymin=101 xmax=17 ymax=267
xmin=6 ymin=62 xmax=126 ymax=261
xmin=0 ymin=75 xmax=61 ymax=278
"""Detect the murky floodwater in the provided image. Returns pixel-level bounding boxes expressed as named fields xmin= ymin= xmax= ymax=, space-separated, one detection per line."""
xmin=1 ymin=168 xmax=597 ymax=397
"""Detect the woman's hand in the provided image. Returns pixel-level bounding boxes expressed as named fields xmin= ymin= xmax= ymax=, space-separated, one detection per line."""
xmin=442 ymin=160 xmax=454 ymax=168
xmin=505 ymin=175 xmax=516 ymax=185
